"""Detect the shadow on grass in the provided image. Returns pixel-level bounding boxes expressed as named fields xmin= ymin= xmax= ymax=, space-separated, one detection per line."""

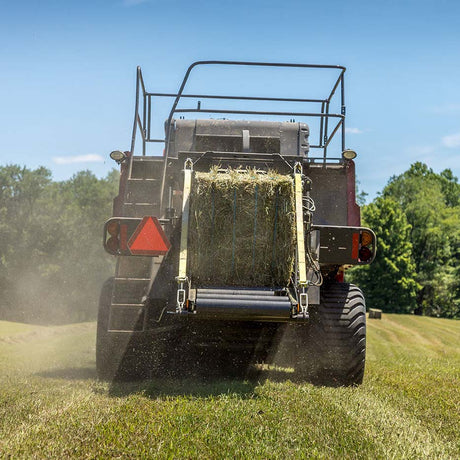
xmin=36 ymin=367 xmax=97 ymax=380
xmin=36 ymin=364 xmax=349 ymax=393
xmin=104 ymin=365 xmax=341 ymax=399
xmin=107 ymin=377 xmax=257 ymax=399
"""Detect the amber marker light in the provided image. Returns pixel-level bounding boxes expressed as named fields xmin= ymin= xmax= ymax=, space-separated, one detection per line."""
xmin=361 ymin=230 xmax=373 ymax=246
xmin=110 ymin=150 xmax=127 ymax=164
xmin=342 ymin=149 xmax=357 ymax=160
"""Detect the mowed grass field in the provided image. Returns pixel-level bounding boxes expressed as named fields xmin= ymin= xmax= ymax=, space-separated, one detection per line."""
xmin=0 ymin=315 xmax=458 ymax=459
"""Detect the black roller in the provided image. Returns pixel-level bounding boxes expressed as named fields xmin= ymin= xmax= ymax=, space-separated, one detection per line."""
xmin=198 ymin=288 xmax=279 ymax=297
xmin=195 ymin=288 xmax=292 ymax=320
xmin=198 ymin=293 xmax=286 ymax=301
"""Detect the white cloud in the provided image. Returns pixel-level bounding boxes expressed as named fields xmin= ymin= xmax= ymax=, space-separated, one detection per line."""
xmin=442 ymin=133 xmax=460 ymax=148
xmin=53 ymin=154 xmax=104 ymax=165
xmin=345 ymin=127 xmax=363 ymax=134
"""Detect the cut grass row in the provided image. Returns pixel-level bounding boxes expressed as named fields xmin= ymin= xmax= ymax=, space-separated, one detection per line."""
xmin=0 ymin=315 xmax=458 ymax=458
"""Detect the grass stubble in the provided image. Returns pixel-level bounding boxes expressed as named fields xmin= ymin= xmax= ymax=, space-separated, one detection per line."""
xmin=0 ymin=315 xmax=458 ymax=459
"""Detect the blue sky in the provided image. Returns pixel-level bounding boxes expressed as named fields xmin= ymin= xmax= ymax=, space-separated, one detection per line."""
xmin=1 ymin=0 xmax=459 ymax=199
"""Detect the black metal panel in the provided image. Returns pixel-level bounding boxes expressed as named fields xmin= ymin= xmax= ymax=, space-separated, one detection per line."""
xmin=113 ymin=278 xmax=150 ymax=304
xmin=109 ymin=305 xmax=145 ymax=331
xmin=169 ymin=119 xmax=309 ymax=160
xmin=306 ymin=164 xmax=349 ymax=226
xmin=313 ymin=225 xmax=376 ymax=265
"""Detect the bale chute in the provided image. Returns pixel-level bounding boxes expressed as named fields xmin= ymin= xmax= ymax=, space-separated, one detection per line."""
xmin=188 ymin=168 xmax=296 ymax=287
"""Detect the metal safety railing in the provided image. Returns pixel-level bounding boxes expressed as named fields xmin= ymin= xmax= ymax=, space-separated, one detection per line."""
xmin=130 ymin=60 xmax=346 ymax=158
xmin=129 ymin=61 xmax=347 ymax=213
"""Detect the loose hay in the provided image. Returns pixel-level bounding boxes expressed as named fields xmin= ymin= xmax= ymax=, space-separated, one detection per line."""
xmin=189 ymin=168 xmax=296 ymax=287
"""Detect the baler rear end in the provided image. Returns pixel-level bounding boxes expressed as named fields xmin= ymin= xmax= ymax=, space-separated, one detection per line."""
xmin=97 ymin=61 xmax=376 ymax=384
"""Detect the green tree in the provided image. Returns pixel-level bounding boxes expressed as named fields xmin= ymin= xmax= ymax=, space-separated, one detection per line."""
xmin=0 ymin=165 xmax=119 ymax=324
xmin=382 ymin=163 xmax=460 ymax=317
xmin=0 ymin=165 xmax=53 ymax=320
xmin=349 ymin=197 xmax=420 ymax=313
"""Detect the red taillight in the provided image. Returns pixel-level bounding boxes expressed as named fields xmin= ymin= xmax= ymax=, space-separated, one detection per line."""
xmin=359 ymin=246 xmax=372 ymax=262
xmin=106 ymin=236 xmax=119 ymax=252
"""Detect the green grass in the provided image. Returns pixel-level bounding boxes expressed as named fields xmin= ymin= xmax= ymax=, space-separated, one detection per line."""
xmin=0 ymin=320 xmax=36 ymax=337
xmin=0 ymin=315 xmax=458 ymax=459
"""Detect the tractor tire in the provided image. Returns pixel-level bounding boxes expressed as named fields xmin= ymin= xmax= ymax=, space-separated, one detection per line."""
xmin=96 ymin=277 xmax=117 ymax=380
xmin=96 ymin=277 xmax=150 ymax=380
xmin=293 ymin=283 xmax=366 ymax=386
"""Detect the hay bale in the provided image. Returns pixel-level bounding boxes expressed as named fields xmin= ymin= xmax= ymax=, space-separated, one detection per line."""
xmin=189 ymin=168 xmax=295 ymax=287
xmin=368 ymin=308 xmax=382 ymax=319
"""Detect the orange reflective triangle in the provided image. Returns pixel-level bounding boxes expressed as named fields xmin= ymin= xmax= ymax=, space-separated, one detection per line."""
xmin=128 ymin=216 xmax=171 ymax=255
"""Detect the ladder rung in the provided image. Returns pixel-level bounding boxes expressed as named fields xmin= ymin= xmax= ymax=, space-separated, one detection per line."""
xmin=111 ymin=303 xmax=145 ymax=307
xmin=114 ymin=277 xmax=151 ymax=281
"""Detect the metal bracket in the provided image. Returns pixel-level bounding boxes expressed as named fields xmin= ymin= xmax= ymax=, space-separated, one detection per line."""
xmin=176 ymin=283 xmax=187 ymax=313
xmin=242 ymin=129 xmax=250 ymax=153
xmin=292 ymin=288 xmax=309 ymax=320
xmin=300 ymin=291 xmax=308 ymax=313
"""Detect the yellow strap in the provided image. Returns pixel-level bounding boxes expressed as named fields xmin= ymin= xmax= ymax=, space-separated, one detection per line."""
xmin=178 ymin=164 xmax=192 ymax=281
xmin=294 ymin=171 xmax=307 ymax=286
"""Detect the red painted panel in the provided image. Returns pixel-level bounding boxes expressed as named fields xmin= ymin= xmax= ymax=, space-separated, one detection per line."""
xmin=351 ymin=232 xmax=360 ymax=260
xmin=346 ymin=160 xmax=361 ymax=226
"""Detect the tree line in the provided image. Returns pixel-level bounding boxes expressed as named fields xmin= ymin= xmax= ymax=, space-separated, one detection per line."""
xmin=350 ymin=162 xmax=459 ymax=318
xmin=0 ymin=165 xmax=118 ymax=324
xmin=0 ymin=161 xmax=458 ymax=324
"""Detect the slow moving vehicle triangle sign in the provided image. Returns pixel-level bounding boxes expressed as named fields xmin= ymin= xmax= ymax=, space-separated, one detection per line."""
xmin=128 ymin=216 xmax=171 ymax=255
